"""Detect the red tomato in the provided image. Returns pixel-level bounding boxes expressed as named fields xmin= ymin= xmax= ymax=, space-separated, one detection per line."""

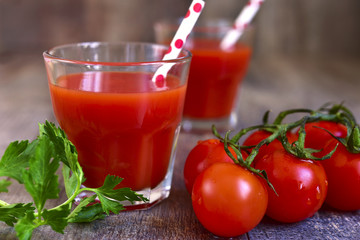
xmin=243 ymin=130 xmax=297 ymax=163
xmin=183 ymin=139 xmax=247 ymax=193
xmin=302 ymin=121 xmax=347 ymax=157
xmin=243 ymin=130 xmax=273 ymax=148
xmin=192 ymin=162 xmax=268 ymax=237
xmin=255 ymin=149 xmax=328 ymax=223
xmin=321 ymin=139 xmax=360 ymax=211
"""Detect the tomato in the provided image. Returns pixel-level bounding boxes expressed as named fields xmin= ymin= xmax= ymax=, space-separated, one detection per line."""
xmin=255 ymin=149 xmax=328 ymax=223
xmin=183 ymin=139 xmax=247 ymax=193
xmin=243 ymin=130 xmax=297 ymax=163
xmin=191 ymin=162 xmax=268 ymax=237
xmin=302 ymin=121 xmax=347 ymax=157
xmin=243 ymin=130 xmax=273 ymax=147
xmin=320 ymin=139 xmax=360 ymax=211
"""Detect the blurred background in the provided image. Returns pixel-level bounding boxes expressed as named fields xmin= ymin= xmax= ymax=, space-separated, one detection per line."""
xmin=0 ymin=0 xmax=359 ymax=59
xmin=0 ymin=0 xmax=359 ymax=135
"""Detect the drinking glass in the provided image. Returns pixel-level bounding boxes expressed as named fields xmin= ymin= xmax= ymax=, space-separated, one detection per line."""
xmin=43 ymin=42 xmax=191 ymax=210
xmin=155 ymin=19 xmax=253 ymax=131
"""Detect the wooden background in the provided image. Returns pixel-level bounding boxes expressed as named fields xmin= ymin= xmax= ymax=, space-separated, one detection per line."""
xmin=0 ymin=0 xmax=360 ymax=239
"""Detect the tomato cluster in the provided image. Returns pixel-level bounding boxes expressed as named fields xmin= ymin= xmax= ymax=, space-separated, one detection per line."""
xmin=183 ymin=104 xmax=360 ymax=238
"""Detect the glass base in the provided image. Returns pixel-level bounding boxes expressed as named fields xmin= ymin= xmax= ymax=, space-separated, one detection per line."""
xmin=182 ymin=112 xmax=237 ymax=132
xmin=74 ymin=125 xmax=181 ymax=211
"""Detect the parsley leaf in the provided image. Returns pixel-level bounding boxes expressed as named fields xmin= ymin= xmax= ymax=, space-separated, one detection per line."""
xmin=22 ymin=136 xmax=60 ymax=212
xmin=42 ymin=205 xmax=71 ymax=234
xmin=0 ymin=122 xmax=148 ymax=239
xmin=0 ymin=203 xmax=34 ymax=226
xmin=40 ymin=121 xmax=83 ymax=198
xmin=0 ymin=140 xmax=35 ymax=183
xmin=0 ymin=179 xmax=11 ymax=192
xmin=39 ymin=121 xmax=78 ymax=170
xmin=62 ymin=163 xmax=80 ymax=199
xmin=88 ymin=175 xmax=148 ymax=214
xmin=14 ymin=212 xmax=36 ymax=240
xmin=67 ymin=195 xmax=105 ymax=223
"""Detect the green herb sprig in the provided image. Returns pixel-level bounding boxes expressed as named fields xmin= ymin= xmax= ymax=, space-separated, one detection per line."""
xmin=0 ymin=121 xmax=148 ymax=240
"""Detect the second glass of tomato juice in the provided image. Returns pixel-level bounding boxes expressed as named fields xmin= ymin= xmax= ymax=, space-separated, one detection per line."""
xmin=43 ymin=42 xmax=192 ymax=210
xmin=155 ymin=20 xmax=252 ymax=131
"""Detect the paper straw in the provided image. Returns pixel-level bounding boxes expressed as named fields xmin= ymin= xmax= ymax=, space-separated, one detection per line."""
xmin=152 ymin=0 xmax=205 ymax=88
xmin=220 ymin=0 xmax=264 ymax=50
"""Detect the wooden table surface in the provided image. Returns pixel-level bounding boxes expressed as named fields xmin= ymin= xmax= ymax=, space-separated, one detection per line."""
xmin=0 ymin=53 xmax=359 ymax=239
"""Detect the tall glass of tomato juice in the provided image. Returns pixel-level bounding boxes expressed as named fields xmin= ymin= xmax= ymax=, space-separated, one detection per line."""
xmin=155 ymin=20 xmax=253 ymax=131
xmin=43 ymin=42 xmax=191 ymax=210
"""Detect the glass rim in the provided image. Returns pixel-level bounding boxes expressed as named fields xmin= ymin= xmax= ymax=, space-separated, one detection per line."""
xmin=43 ymin=41 xmax=192 ymax=66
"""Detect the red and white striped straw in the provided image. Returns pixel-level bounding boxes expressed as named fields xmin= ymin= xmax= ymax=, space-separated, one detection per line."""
xmin=152 ymin=0 xmax=205 ymax=87
xmin=220 ymin=0 xmax=264 ymax=50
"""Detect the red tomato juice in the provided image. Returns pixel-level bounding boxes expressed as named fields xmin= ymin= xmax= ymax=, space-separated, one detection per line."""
xmin=49 ymin=71 xmax=186 ymax=190
xmin=184 ymin=39 xmax=251 ymax=119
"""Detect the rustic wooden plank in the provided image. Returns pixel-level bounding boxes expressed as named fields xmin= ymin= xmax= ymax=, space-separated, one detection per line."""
xmin=0 ymin=54 xmax=54 ymax=153
xmin=249 ymin=208 xmax=360 ymax=240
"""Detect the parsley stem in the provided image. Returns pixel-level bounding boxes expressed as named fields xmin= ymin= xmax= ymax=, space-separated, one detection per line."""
xmin=51 ymin=174 xmax=82 ymax=212
xmin=0 ymin=199 xmax=10 ymax=206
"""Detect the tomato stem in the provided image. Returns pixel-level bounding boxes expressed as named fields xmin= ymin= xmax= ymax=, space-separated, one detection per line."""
xmin=273 ymin=108 xmax=313 ymax=125
xmin=212 ymin=102 xmax=360 ymax=192
xmin=223 ymin=130 xmax=278 ymax=195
